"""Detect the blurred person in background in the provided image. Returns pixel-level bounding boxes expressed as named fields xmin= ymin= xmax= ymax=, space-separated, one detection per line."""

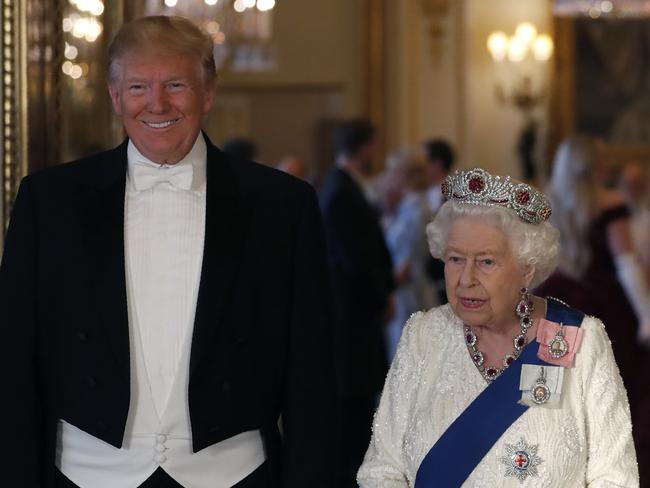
xmin=422 ymin=139 xmax=455 ymax=305
xmin=537 ymin=136 xmax=650 ymax=374
xmin=222 ymin=137 xmax=258 ymax=161
xmin=319 ymin=118 xmax=395 ymax=488
xmin=620 ymin=160 xmax=650 ymax=487
xmin=380 ymin=147 xmax=437 ymax=362
xmin=277 ymin=155 xmax=307 ymax=181
xmin=620 ymin=161 xmax=650 ymax=281
xmin=423 ymin=138 xmax=455 ymax=214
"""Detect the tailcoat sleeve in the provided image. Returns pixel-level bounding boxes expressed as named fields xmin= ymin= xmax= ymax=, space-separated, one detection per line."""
xmin=581 ymin=317 xmax=639 ymax=487
xmin=357 ymin=312 xmax=426 ymax=487
xmin=0 ymin=176 xmax=44 ymax=487
xmin=281 ymin=184 xmax=337 ymax=487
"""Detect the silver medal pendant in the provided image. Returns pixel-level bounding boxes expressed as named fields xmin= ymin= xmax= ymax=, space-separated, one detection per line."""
xmin=548 ymin=325 xmax=569 ymax=359
xmin=531 ymin=367 xmax=551 ymax=405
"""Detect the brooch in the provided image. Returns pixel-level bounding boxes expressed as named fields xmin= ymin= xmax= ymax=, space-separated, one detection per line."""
xmin=500 ymin=437 xmax=544 ymax=483
xmin=536 ymin=319 xmax=583 ymax=367
xmin=519 ymin=364 xmax=563 ymax=407
xmin=548 ymin=325 xmax=569 ymax=359
xmin=530 ymin=367 xmax=551 ymax=405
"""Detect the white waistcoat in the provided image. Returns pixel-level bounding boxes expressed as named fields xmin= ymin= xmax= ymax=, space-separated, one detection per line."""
xmin=55 ymin=300 xmax=265 ymax=488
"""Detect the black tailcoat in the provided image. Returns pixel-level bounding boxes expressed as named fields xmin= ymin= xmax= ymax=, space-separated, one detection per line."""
xmin=0 ymin=136 xmax=336 ymax=487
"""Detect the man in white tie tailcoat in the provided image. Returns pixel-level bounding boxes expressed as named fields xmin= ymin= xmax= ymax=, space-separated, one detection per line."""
xmin=0 ymin=15 xmax=335 ymax=488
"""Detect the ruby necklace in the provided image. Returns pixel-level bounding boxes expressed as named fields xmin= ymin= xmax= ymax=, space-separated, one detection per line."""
xmin=464 ymin=288 xmax=534 ymax=382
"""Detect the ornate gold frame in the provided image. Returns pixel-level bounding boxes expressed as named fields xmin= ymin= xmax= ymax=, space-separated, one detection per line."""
xmin=1 ymin=0 xmax=27 ymax=238
xmin=549 ymin=15 xmax=650 ymax=167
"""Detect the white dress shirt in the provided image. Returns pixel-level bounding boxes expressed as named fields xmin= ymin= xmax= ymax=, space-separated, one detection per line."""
xmin=125 ymin=136 xmax=207 ymax=416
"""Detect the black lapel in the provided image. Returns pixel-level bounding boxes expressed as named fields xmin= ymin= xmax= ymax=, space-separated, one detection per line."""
xmin=80 ymin=141 xmax=130 ymax=381
xmin=190 ymin=136 xmax=253 ymax=376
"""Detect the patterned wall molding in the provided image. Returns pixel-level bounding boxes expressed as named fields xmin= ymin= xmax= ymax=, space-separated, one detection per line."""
xmin=420 ymin=0 xmax=450 ymax=64
xmin=1 ymin=0 xmax=27 ymax=236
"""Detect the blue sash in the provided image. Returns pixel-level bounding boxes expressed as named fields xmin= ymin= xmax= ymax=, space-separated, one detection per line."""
xmin=414 ymin=298 xmax=583 ymax=487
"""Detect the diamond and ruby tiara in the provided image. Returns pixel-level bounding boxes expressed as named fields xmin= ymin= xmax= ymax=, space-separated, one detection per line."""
xmin=441 ymin=168 xmax=552 ymax=224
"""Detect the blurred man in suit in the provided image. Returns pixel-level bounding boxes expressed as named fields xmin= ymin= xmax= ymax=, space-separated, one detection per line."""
xmin=423 ymin=138 xmax=455 ymax=304
xmin=423 ymin=138 xmax=454 ymax=214
xmin=0 ymin=16 xmax=335 ymax=488
xmin=319 ymin=119 xmax=395 ymax=487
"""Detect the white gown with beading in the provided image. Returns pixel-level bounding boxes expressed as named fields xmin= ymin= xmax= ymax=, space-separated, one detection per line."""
xmin=357 ymin=304 xmax=639 ymax=487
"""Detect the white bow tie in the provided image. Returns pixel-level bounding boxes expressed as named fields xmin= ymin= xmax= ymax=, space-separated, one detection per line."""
xmin=131 ymin=160 xmax=194 ymax=192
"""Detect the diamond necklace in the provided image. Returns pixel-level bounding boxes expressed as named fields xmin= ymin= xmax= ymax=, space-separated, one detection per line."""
xmin=464 ymin=289 xmax=534 ymax=382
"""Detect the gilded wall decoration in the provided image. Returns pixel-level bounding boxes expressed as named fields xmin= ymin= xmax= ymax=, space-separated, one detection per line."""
xmin=420 ymin=0 xmax=450 ymax=64
xmin=1 ymin=0 xmax=27 ymax=237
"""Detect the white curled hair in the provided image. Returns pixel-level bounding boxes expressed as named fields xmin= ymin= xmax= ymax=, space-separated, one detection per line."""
xmin=426 ymin=200 xmax=560 ymax=288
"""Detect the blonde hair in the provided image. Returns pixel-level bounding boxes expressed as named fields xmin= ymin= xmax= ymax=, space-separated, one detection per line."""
xmin=384 ymin=147 xmax=428 ymax=192
xmin=108 ymin=16 xmax=217 ymax=86
xmin=546 ymin=136 xmax=598 ymax=279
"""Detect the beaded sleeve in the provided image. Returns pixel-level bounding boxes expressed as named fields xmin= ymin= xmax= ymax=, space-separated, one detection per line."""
xmin=581 ymin=316 xmax=639 ymax=486
xmin=357 ymin=311 xmax=427 ymax=487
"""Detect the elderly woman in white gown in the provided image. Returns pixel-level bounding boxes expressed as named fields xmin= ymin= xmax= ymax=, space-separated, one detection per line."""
xmin=357 ymin=168 xmax=639 ymax=487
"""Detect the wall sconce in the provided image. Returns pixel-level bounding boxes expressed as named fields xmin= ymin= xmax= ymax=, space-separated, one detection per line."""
xmin=486 ymin=22 xmax=554 ymax=181
xmin=487 ymin=22 xmax=553 ymax=112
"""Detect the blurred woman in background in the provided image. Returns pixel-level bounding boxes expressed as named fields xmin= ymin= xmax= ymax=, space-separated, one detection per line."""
xmin=620 ymin=161 xmax=650 ymax=283
xmin=537 ymin=137 xmax=650 ymax=386
xmin=380 ymin=148 xmax=436 ymax=362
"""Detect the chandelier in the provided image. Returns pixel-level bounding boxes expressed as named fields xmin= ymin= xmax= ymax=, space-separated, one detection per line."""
xmin=146 ymin=0 xmax=277 ymax=72
xmin=61 ymin=0 xmax=105 ymax=81
xmin=553 ymin=0 xmax=650 ymax=17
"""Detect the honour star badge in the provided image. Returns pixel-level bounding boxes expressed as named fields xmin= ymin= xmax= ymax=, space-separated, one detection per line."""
xmin=500 ymin=437 xmax=543 ymax=483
